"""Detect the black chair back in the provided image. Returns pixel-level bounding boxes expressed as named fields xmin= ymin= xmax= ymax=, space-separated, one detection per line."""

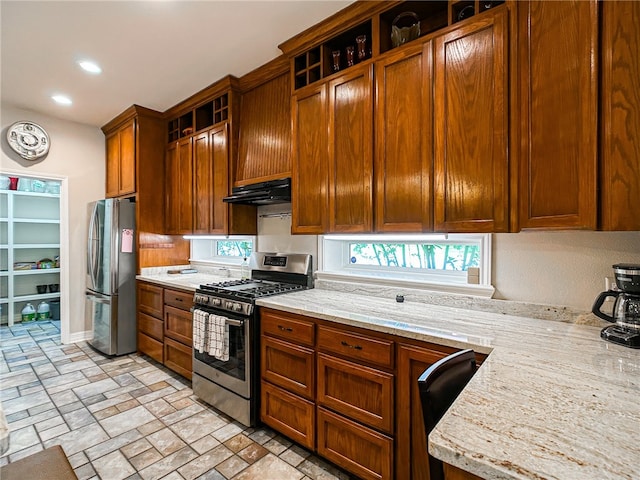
xmin=418 ymin=349 xmax=476 ymax=480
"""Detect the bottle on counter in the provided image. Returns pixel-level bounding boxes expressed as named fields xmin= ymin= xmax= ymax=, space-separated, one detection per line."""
xmin=241 ymin=257 xmax=250 ymax=280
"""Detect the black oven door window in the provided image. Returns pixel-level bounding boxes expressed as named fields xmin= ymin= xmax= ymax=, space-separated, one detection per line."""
xmin=194 ymin=322 xmax=246 ymax=382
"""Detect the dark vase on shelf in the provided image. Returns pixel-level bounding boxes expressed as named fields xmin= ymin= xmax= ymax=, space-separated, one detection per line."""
xmin=346 ymin=45 xmax=355 ymax=67
xmin=356 ymin=35 xmax=368 ymax=61
xmin=332 ymin=50 xmax=341 ymax=72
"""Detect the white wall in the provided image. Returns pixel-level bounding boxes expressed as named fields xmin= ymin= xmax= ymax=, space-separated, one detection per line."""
xmin=1 ymin=103 xmax=105 ymax=340
xmin=256 ymin=211 xmax=640 ymax=311
xmin=493 ymin=231 xmax=640 ymax=309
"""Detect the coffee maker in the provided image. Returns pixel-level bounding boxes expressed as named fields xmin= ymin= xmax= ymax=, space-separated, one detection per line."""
xmin=592 ymin=264 xmax=640 ymax=348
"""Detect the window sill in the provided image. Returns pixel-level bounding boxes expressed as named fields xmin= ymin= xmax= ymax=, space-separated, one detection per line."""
xmin=315 ymin=271 xmax=495 ymax=298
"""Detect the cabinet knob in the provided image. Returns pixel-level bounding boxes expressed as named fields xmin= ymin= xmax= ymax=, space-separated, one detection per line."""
xmin=278 ymin=325 xmax=293 ymax=332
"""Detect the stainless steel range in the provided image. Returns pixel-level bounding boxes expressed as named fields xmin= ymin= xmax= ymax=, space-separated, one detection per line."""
xmin=192 ymin=252 xmax=312 ymax=427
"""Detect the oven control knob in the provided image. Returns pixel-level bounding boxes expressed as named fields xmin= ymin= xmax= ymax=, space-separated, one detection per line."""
xmin=232 ymin=303 xmax=243 ymax=312
xmin=211 ymin=298 xmax=222 ymax=307
xmin=225 ymin=301 xmax=234 ymax=310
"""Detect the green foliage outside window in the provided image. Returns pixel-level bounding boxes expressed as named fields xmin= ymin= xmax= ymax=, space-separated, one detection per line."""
xmin=216 ymin=240 xmax=252 ymax=257
xmin=349 ymin=243 xmax=479 ymax=271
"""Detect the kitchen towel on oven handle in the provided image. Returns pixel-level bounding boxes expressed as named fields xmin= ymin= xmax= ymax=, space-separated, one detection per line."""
xmin=192 ymin=309 xmax=207 ymax=353
xmin=207 ymin=314 xmax=230 ymax=362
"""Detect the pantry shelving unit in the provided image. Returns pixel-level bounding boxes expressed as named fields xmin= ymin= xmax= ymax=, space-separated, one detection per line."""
xmin=0 ymin=187 xmax=61 ymax=325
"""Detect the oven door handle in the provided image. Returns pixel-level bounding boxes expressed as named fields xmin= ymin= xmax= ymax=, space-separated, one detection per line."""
xmin=192 ymin=307 xmax=245 ymax=327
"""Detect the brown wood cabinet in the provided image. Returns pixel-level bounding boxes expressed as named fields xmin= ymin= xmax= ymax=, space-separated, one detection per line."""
xmin=516 ymin=0 xmax=598 ymax=230
xmin=193 ymin=125 xmax=230 ymax=234
xmin=434 ymin=9 xmax=509 ymax=232
xmin=317 ymin=406 xmax=393 ymax=480
xmin=260 ymin=307 xmax=481 ymax=480
xmin=165 ymin=137 xmax=194 ymax=234
xmin=374 ymin=42 xmax=433 ymax=232
xmin=261 ymin=308 xmax=316 ymax=449
xmin=292 ymin=63 xmax=374 ymax=234
xmin=136 ymin=282 xmax=164 ymax=363
xmin=328 ymin=64 xmax=374 ymax=233
xmin=236 ymin=61 xmax=292 ymax=186
xmin=105 ymin=119 xmax=136 ymax=198
xmin=291 ymin=83 xmax=329 ymax=234
xmin=136 ymin=281 xmax=193 ymax=379
xmin=600 ymin=0 xmax=640 ymax=231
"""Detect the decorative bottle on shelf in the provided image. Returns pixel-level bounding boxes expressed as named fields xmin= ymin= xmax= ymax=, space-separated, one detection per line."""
xmin=241 ymin=257 xmax=250 ymax=280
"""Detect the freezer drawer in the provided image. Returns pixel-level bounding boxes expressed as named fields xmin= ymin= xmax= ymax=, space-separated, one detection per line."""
xmin=86 ymin=291 xmax=117 ymax=355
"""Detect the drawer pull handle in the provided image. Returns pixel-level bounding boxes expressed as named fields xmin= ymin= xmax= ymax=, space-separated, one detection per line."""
xmin=341 ymin=341 xmax=363 ymax=350
xmin=278 ymin=325 xmax=293 ymax=332
xmin=175 ymin=298 xmax=183 ymax=302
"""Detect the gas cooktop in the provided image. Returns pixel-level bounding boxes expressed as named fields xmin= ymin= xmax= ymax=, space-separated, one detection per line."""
xmin=198 ymin=279 xmax=305 ymax=299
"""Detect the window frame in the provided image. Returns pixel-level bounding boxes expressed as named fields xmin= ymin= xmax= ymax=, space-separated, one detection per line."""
xmin=185 ymin=235 xmax=255 ymax=266
xmin=317 ymin=233 xmax=494 ymax=297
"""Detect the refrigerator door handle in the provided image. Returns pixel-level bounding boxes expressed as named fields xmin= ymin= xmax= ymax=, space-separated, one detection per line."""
xmin=111 ymin=200 xmax=119 ymax=294
xmin=87 ymin=202 xmax=99 ymax=290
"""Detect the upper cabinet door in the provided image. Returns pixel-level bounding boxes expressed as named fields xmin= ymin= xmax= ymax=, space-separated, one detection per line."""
xmin=105 ymin=119 xmax=136 ymax=198
xmin=192 ymin=131 xmax=212 ymax=234
xmin=292 ymin=84 xmax=329 ymax=234
xmin=375 ymin=43 xmax=433 ymax=233
xmin=177 ymin=137 xmax=194 ymax=234
xmin=328 ymin=64 xmax=374 ymax=233
xmin=105 ymin=131 xmax=120 ymax=198
xmin=118 ymin=120 xmax=136 ymax=196
xmin=434 ymin=10 xmax=509 ymax=232
xmin=517 ymin=0 xmax=598 ymax=230
xmin=209 ymin=124 xmax=230 ymax=234
xmin=600 ymin=1 xmax=640 ymax=231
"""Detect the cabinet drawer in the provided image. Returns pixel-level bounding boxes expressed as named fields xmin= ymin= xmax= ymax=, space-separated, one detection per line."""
xmin=164 ymin=288 xmax=193 ymax=310
xmin=262 ymin=336 xmax=314 ymax=400
xmin=138 ymin=331 xmax=163 ymax=364
xmin=137 ymin=282 xmax=163 ymax=318
xmin=138 ymin=312 xmax=163 ymax=341
xmin=164 ymin=337 xmax=192 ymax=380
xmin=261 ymin=382 xmax=315 ymax=450
xmin=317 ymin=406 xmax=393 ymax=480
xmin=261 ymin=309 xmax=314 ymax=347
xmin=164 ymin=305 xmax=193 ymax=347
xmin=317 ymin=325 xmax=394 ymax=369
xmin=317 ymin=353 xmax=394 ymax=434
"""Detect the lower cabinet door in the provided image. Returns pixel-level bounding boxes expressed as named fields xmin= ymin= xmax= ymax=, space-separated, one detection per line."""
xmin=261 ymin=382 xmax=315 ymax=449
xmin=164 ymin=305 xmax=193 ymax=347
xmin=138 ymin=331 xmax=163 ymax=363
xmin=317 ymin=407 xmax=393 ymax=480
xmin=262 ymin=336 xmax=314 ymax=400
xmin=317 ymin=353 xmax=394 ymax=434
xmin=164 ymin=337 xmax=192 ymax=380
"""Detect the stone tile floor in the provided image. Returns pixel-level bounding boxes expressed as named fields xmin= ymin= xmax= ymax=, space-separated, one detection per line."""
xmin=0 ymin=321 xmax=353 ymax=480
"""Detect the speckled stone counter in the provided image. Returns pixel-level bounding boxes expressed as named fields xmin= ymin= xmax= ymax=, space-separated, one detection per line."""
xmin=256 ymin=289 xmax=640 ymax=480
xmin=136 ymin=266 xmax=235 ymax=291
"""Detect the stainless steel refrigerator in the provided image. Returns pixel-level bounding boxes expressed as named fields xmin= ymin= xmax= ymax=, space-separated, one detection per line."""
xmin=85 ymin=198 xmax=137 ymax=355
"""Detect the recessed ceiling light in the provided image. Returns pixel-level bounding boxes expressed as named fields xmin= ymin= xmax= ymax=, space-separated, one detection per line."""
xmin=52 ymin=95 xmax=72 ymax=105
xmin=78 ymin=60 xmax=102 ymax=74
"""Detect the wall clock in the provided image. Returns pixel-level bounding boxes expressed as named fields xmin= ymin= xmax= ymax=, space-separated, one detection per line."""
xmin=6 ymin=121 xmax=50 ymax=160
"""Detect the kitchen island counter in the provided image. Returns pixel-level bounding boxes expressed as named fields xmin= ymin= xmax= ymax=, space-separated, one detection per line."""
xmin=256 ymin=288 xmax=640 ymax=480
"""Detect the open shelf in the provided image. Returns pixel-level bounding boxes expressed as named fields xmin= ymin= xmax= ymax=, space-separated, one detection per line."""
xmin=0 ymin=175 xmax=61 ymax=326
xmin=168 ymin=92 xmax=230 ymax=142
xmin=293 ymin=21 xmax=372 ymax=89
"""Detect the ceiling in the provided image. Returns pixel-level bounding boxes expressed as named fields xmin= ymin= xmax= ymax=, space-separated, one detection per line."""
xmin=1 ymin=0 xmax=353 ymax=128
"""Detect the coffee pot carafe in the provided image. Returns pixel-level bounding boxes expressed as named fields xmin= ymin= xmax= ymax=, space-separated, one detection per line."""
xmin=592 ymin=264 xmax=640 ymax=348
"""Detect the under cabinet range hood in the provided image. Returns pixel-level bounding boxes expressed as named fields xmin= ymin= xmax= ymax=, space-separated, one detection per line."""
xmin=223 ymin=178 xmax=291 ymax=205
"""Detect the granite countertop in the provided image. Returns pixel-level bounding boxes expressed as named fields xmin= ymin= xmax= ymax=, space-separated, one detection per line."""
xmin=256 ymin=289 xmax=640 ymax=480
xmin=136 ymin=268 xmax=233 ymax=291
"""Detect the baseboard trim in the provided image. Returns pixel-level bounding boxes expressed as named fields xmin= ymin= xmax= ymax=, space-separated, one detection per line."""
xmin=65 ymin=330 xmax=91 ymax=344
